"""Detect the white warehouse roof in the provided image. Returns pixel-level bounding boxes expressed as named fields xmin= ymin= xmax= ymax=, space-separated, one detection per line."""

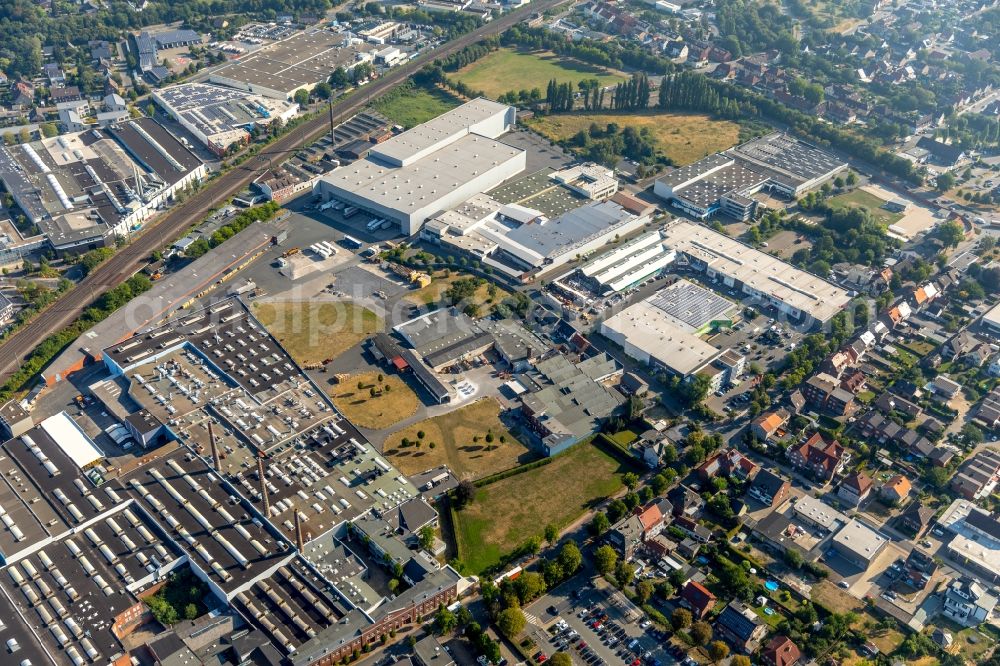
xmin=38 ymin=411 xmax=104 ymax=470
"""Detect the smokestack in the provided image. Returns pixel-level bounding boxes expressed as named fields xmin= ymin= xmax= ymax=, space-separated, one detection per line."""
xmin=208 ymin=421 xmax=221 ymax=472
xmin=294 ymin=510 xmax=304 ymax=551
xmin=257 ymin=453 xmax=270 ymax=516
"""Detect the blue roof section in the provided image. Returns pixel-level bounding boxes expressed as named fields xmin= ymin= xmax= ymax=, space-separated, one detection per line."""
xmin=504 ymin=200 xmax=634 ymax=259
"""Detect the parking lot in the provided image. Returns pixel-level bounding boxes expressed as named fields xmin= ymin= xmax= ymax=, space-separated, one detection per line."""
xmin=525 ymin=579 xmax=677 ymax=666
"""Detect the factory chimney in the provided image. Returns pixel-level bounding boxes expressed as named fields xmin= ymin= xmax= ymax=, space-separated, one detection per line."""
xmin=294 ymin=510 xmax=305 ymax=551
xmin=257 ymin=452 xmax=270 ymax=516
xmin=208 ymin=421 xmax=221 ymax=472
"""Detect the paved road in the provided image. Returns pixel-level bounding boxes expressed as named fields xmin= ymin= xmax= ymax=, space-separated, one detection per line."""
xmin=0 ymin=0 xmax=566 ymax=384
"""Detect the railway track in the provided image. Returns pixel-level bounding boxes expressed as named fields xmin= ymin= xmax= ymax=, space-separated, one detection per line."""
xmin=0 ymin=0 xmax=565 ymax=384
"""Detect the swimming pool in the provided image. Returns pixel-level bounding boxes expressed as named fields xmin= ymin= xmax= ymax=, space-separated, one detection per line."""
xmin=764 ymin=580 xmax=779 ymax=591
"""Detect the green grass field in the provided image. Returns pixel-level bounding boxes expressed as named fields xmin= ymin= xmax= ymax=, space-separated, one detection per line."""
xmin=371 ymin=85 xmax=461 ymax=128
xmin=453 ymin=49 xmax=626 ymax=99
xmin=453 ymin=440 xmax=633 ymax=573
xmin=826 ymin=189 xmax=904 ymax=226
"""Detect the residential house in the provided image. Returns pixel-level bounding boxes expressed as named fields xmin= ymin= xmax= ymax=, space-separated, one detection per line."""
xmin=916 ymin=136 xmax=965 ymax=166
xmin=607 ymin=499 xmax=671 ymax=559
xmin=667 ymin=485 xmax=703 ymax=518
xmin=633 ymin=429 xmax=672 ymax=469
xmin=696 ymin=448 xmax=759 ymax=482
xmin=823 ymin=350 xmax=853 ymax=378
xmin=944 ymin=331 xmax=982 ymax=360
xmin=679 ymin=581 xmax=716 ymax=619
xmin=926 ymin=375 xmax=962 ymax=405
xmin=10 ymin=81 xmax=33 ymax=109
xmin=838 ymin=471 xmax=873 ymax=507
xmin=951 ymin=448 xmax=1000 ymax=500
xmin=715 ymin=602 xmax=767 ymax=653
xmin=762 ymin=636 xmax=801 ymax=666
xmin=751 ymin=409 xmax=790 ymax=442
xmin=674 ymin=516 xmax=712 ymax=543
xmin=803 ymin=373 xmax=856 ymax=416
xmin=747 ymin=470 xmax=790 ymax=508
xmin=898 ymin=502 xmax=935 ymax=538
xmin=873 ymin=391 xmax=922 ymax=419
xmin=788 ymin=433 xmax=848 ymax=482
xmin=967 ymin=342 xmax=994 ymax=368
xmin=975 ymin=387 xmax=1000 ymax=429
xmin=943 ymin=577 xmax=998 ymax=627
xmin=840 ymin=369 xmax=867 ymax=395
xmin=881 ymin=475 xmax=911 ymax=504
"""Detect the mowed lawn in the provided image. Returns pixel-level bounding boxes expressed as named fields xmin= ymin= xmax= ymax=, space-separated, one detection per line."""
xmin=384 ymin=398 xmax=532 ymax=479
xmin=328 ymin=371 xmax=421 ymax=430
xmin=253 ymin=301 xmax=382 ymax=366
xmin=371 ymin=85 xmax=461 ymax=128
xmin=453 ymin=441 xmax=632 ymax=573
xmin=526 ymin=111 xmax=741 ymax=166
xmin=826 ymin=189 xmax=903 ymax=226
xmin=454 ymin=49 xmax=626 ymax=99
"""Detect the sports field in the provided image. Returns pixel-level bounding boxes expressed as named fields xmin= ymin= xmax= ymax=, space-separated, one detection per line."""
xmin=452 ymin=440 xmax=633 ymax=573
xmin=384 ymin=398 xmax=532 ymax=479
xmin=253 ymin=301 xmax=382 ymax=365
xmin=453 ymin=49 xmax=626 ymax=99
xmin=526 ymin=111 xmax=741 ymax=166
xmin=371 ymin=85 xmax=461 ymax=128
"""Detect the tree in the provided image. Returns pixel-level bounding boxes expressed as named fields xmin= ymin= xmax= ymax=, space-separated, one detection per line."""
xmin=636 ymin=580 xmax=654 ymax=605
xmin=594 ymin=545 xmax=617 ymax=575
xmin=690 ymin=621 xmax=713 ymax=646
xmin=936 ymin=220 xmax=965 ymax=248
xmin=732 ymin=657 xmax=752 ymax=666
xmin=293 ymin=88 xmax=309 ymax=106
xmin=784 ymin=548 xmax=804 ymax=569
xmin=313 ymin=82 xmax=332 ymax=99
xmin=615 ymin=561 xmax=635 ymax=588
xmin=513 ymin=571 xmax=547 ymax=603
xmin=936 ymin=172 xmax=956 ymax=191
xmin=544 ymin=524 xmax=558 ymax=545
xmin=623 ymin=472 xmax=639 ymax=491
xmin=419 ymin=525 xmax=435 ymax=550
xmin=433 ymin=604 xmax=456 ymax=635
xmin=454 ymin=479 xmax=476 ymax=507
xmin=671 ymin=607 xmax=692 ymax=631
xmin=708 ymin=641 xmax=730 ymax=663
xmin=495 ymin=607 xmax=526 ymax=638
xmin=557 ymin=541 xmax=582 ymax=575
xmin=961 ymin=423 xmax=985 ymax=445
xmin=590 ymin=512 xmax=610 ymax=536
xmin=549 ymin=654 xmax=572 ymax=666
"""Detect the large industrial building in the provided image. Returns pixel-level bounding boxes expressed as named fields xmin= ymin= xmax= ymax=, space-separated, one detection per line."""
xmin=600 ymin=280 xmax=731 ymax=380
xmin=153 ymin=83 xmax=299 ymax=155
xmin=660 ymin=219 xmax=851 ymax=323
xmin=422 ymin=189 xmax=653 ymax=279
xmin=210 ymin=29 xmax=375 ymax=100
xmin=0 ymin=118 xmax=205 ymax=252
xmin=14 ymin=297 xmax=474 ymax=665
xmin=315 ymin=98 xmax=525 ymax=235
xmin=654 ymin=132 xmax=847 ymax=220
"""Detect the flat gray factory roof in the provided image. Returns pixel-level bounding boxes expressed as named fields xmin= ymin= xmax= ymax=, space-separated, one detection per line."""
xmin=371 ymin=97 xmax=509 ymax=165
xmin=646 ymin=279 xmax=735 ymax=330
xmin=46 ymin=219 xmax=286 ymax=383
xmin=321 ymin=133 xmax=523 ymax=215
xmin=394 ymin=309 xmax=478 ymax=350
xmin=601 ymin=300 xmax=722 ymax=376
xmin=660 ymin=220 xmax=851 ymax=322
xmin=657 ymin=153 xmax=732 ymax=189
xmin=234 ymin=557 xmax=350 ymax=651
xmin=729 ymin=132 xmax=846 ymax=188
xmin=674 ymin=162 xmax=769 ymax=209
xmin=212 ymin=30 xmax=373 ymax=93
xmin=120 ymin=449 xmax=291 ymax=594
xmin=504 ymin=200 xmax=636 ymax=260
